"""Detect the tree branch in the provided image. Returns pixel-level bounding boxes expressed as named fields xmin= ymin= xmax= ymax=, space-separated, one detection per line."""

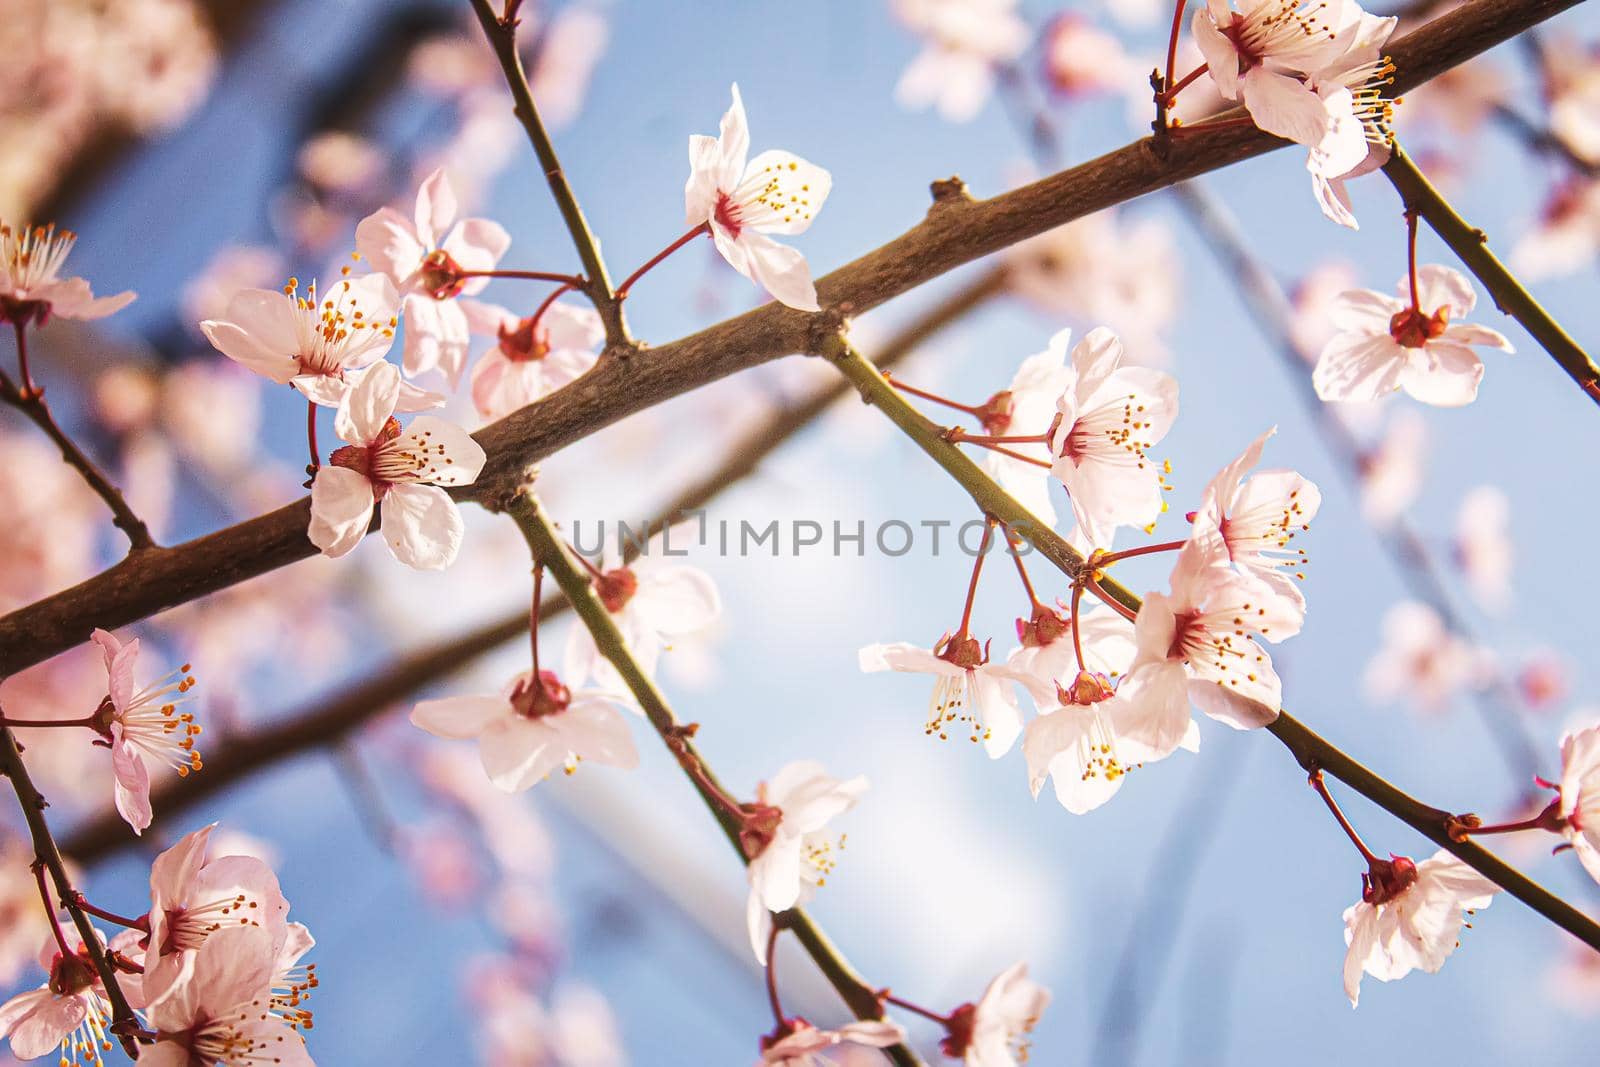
xmin=466 ymin=0 xmax=627 ymax=347
xmin=508 ymin=491 xmax=925 ymax=1066
xmin=819 ymin=332 xmax=1600 ymax=954
xmin=1382 ymin=140 xmax=1600 ymax=409
xmin=0 ymin=0 xmax=1575 ymax=677
xmin=60 ymin=272 xmax=1006 ymax=861
xmin=0 ymin=723 xmax=144 ymax=1058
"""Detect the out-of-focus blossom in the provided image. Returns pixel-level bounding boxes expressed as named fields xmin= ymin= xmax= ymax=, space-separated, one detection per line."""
xmin=1191 ymin=0 xmax=1363 ymax=148
xmin=1454 ymin=486 xmax=1511 ymax=612
xmin=0 ymin=431 xmax=101 ymax=609
xmin=1007 ymin=210 xmax=1180 ymax=365
xmin=1040 ymin=15 xmax=1135 ymax=98
xmin=159 ymin=361 xmax=263 ymax=474
xmin=1393 ymin=57 xmax=1505 ymax=142
xmin=1517 ymin=651 xmax=1569 ymax=712
xmin=745 ymin=760 xmax=867 ymax=963
xmin=356 ymin=168 xmax=511 ymax=386
xmin=891 ymin=0 xmax=1030 ymax=122
xmin=1357 ymin=409 xmax=1425 ymax=527
xmin=92 ymin=364 xmax=160 ymax=434
xmin=860 ymin=635 xmax=1024 ymax=759
xmin=1512 ymin=177 xmax=1600 ymax=281
xmin=308 ymin=362 xmax=486 ymax=569
xmin=411 ymin=670 xmax=638 ymax=792
xmin=0 ymin=837 xmax=47 ymax=988
xmin=1548 ymin=944 xmax=1600 ymax=1015
xmin=939 ymin=961 xmax=1050 ymax=1066
xmin=1049 ymin=328 xmax=1178 ymax=546
xmin=1342 ymin=849 xmax=1497 ymax=1005
xmin=416 ymin=747 xmax=556 ymax=882
xmin=685 ymin=85 xmax=832 ymax=311
xmin=0 ymin=223 xmax=134 ymax=325
xmin=1363 ymin=601 xmax=1475 ymax=713
xmin=527 ymin=8 xmax=610 ymax=130
xmin=462 ymin=298 xmax=602 ymax=421
xmin=760 ymin=1019 xmax=907 ymax=1066
xmin=90 ymin=627 xmax=202 ymax=835
xmin=297 ymin=131 xmax=387 ymax=197
xmin=1545 ymin=40 xmax=1600 ymax=166
xmin=1314 ymin=265 xmax=1513 ymax=407
xmin=1289 ymin=260 xmax=1360 ymax=362
xmin=182 ymin=245 xmax=286 ymax=328
xmin=564 ymin=528 xmax=722 ymax=689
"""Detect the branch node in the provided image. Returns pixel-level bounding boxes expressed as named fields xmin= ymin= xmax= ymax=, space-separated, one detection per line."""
xmin=1446 ymin=813 xmax=1482 ymax=842
xmin=928 ymin=176 xmax=972 ymax=209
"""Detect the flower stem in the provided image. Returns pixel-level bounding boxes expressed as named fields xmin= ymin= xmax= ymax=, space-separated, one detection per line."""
xmin=1085 ymin=577 xmax=1139 ymax=623
xmin=530 ymin=563 xmax=545 ymax=680
xmin=616 ymin=222 xmax=711 ymax=300
xmin=1069 ymin=583 xmax=1087 ymax=672
xmin=0 ymin=330 xmax=154 ymax=551
xmin=306 ymin=399 xmax=320 ymax=475
xmin=1405 ymin=207 xmax=1421 ymax=312
xmin=1003 ymin=527 xmax=1046 ymax=613
xmin=880 ymin=992 xmax=951 ymax=1026
xmin=0 ymin=715 xmax=97 ymax=729
xmin=955 ymin=517 xmax=996 ymax=640
xmin=1093 ymin=540 xmax=1188 ymax=566
xmin=1383 ymin=140 xmax=1600 ymax=409
xmin=69 ymin=893 xmax=149 ymax=933
xmin=1160 ymin=63 xmax=1207 ymax=102
xmin=528 ymin=281 xmax=577 ymax=338
xmin=963 ymin=440 xmax=1053 ymax=468
xmin=34 ymin=862 xmax=73 ymax=961
xmin=765 ymin=924 xmax=787 ymax=1027
xmin=455 ymin=269 xmax=586 ymax=287
xmin=1308 ymin=769 xmax=1382 ymax=867
xmin=884 ymin=374 xmax=985 ymax=418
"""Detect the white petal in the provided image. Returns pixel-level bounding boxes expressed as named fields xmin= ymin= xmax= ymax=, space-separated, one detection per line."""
xmin=335 ymin=361 xmax=401 ymax=444
xmin=414 ymin=168 xmax=458 ymax=249
xmin=308 ymin=466 xmax=376 ymax=558
xmin=1241 ymin=67 xmax=1332 ymax=147
xmin=380 ymin=483 xmax=465 ymax=569
xmin=410 ymin=695 xmax=506 ymax=740
xmin=388 ymin=415 xmax=487 ymax=486
xmin=732 ymin=150 xmax=832 ymax=236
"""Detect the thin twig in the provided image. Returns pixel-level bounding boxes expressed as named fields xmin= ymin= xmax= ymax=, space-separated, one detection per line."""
xmin=0 ymin=721 xmax=144 ymax=1058
xmin=1382 ymin=141 xmax=1600 ymax=409
xmin=508 ymin=491 xmax=925 ymax=1067
xmin=820 ymin=332 xmax=1600 ymax=954
xmin=466 ymin=0 xmax=628 ymax=347
xmin=0 ymin=359 xmax=154 ymax=551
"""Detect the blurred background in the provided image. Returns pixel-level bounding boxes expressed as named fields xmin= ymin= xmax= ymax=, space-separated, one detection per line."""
xmin=2 ymin=0 xmax=1599 ymax=1063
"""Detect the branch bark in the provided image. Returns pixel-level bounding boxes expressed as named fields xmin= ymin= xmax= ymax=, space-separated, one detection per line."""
xmin=0 ymin=0 xmax=1575 ymax=677
xmin=821 ymin=333 xmax=1600 ymax=954
xmin=509 ymin=492 xmax=924 ymax=1066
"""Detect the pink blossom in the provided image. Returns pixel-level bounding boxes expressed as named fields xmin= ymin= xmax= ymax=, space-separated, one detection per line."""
xmin=685 ymin=85 xmax=832 ymax=311
xmin=0 ymin=930 xmax=113 ymax=1063
xmin=356 ymin=167 xmax=512 ymax=386
xmin=759 ymin=1019 xmax=906 ymax=1066
xmin=1454 ymin=486 xmax=1512 ymax=612
xmin=941 ymin=962 xmax=1050 ymax=1067
xmin=1314 ymin=264 xmax=1513 ymax=407
xmin=860 ymin=638 xmax=1024 ymax=758
xmin=90 ymin=628 xmax=201 ymax=835
xmin=410 ymin=670 xmax=638 ymax=792
xmin=1363 ymin=601 xmax=1475 ymax=713
xmin=0 ymin=223 xmax=134 ymax=325
xmin=1558 ymin=725 xmax=1600 ymax=885
xmin=461 ymin=298 xmax=602 ymax=420
xmin=891 ymin=0 xmax=1030 ymax=122
xmin=307 ymin=361 xmax=486 ymax=570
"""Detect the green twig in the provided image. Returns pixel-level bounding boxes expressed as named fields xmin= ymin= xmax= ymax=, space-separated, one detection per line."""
xmin=1382 ymin=141 xmax=1600 ymax=409
xmin=507 ymin=491 xmax=926 ymax=1066
xmin=821 ymin=332 xmax=1600 ymax=954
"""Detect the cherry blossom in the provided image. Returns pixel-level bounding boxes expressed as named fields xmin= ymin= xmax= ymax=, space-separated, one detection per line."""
xmin=355 ymin=167 xmax=512 ymax=385
xmin=139 ymin=825 xmax=292 ymax=1010
xmin=744 ymin=760 xmax=866 ymax=964
xmin=1342 ymin=849 xmax=1498 ymax=1006
xmin=563 ymin=530 xmax=722 ymax=690
xmin=1121 ymin=532 xmax=1300 ymax=756
xmin=1454 ymin=486 xmax=1512 ymax=612
xmin=0 ymin=837 xmax=47 ymax=988
xmin=1557 ymin=725 xmax=1600 ymax=885
xmin=1512 ymin=177 xmax=1600 ymax=282
xmin=940 ymin=962 xmax=1050 ymax=1067
xmin=1191 ymin=0 xmax=1363 ymax=147
xmin=89 ymin=627 xmax=202 ymax=835
xmin=1303 ymin=12 xmax=1398 ymax=229
xmin=981 ymin=331 xmax=1074 ymax=527
xmin=890 ymin=0 xmax=1030 ymax=122
xmin=200 ymin=273 xmax=442 ymax=414
xmin=1003 ymin=602 xmax=1135 ymax=711
xmin=0 ymin=222 xmax=134 ymax=325
xmin=1189 ymin=427 xmax=1321 ymax=616
xmin=759 ymin=1019 xmax=907 ymax=1066
xmin=307 ymin=361 xmax=486 ymax=570
xmin=0 ymin=931 xmax=115 ymax=1065
xmin=461 ymin=298 xmax=602 ymax=420
xmin=141 ymin=925 xmax=313 ymax=1067
xmin=1048 ymin=327 xmax=1179 ymax=546
xmin=1357 ymin=409 xmax=1425 ymax=527
xmin=410 ymin=670 xmax=638 ymax=792
xmin=1313 ymin=264 xmax=1513 ymax=407
xmin=684 ymin=84 xmax=833 ymax=311
xmin=1041 ymin=14 xmax=1135 ymax=99
xmin=1545 ymin=39 xmax=1600 ymax=167
xmin=859 ymin=637 xmax=1024 ymax=758
xmin=1363 ymin=601 xmax=1475 ymax=713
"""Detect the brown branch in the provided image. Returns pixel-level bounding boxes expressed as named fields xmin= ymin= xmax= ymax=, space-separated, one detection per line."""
xmin=59 ymin=269 xmax=1007 ymax=862
xmin=1 ymin=360 xmax=154 ymax=551
xmin=0 ymin=0 xmax=1575 ymax=677
xmin=0 ymin=722 xmax=145 ymax=1057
